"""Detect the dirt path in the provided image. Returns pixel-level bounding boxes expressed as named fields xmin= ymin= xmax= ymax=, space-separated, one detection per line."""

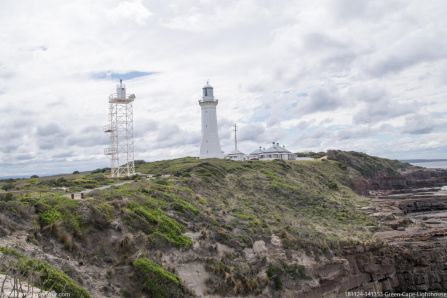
xmin=66 ymin=180 xmax=133 ymax=200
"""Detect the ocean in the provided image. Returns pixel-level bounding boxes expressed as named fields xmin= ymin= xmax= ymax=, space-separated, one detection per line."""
xmin=408 ymin=160 xmax=447 ymax=169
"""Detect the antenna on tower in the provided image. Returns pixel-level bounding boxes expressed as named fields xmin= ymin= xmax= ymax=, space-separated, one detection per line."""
xmin=233 ymin=123 xmax=238 ymax=152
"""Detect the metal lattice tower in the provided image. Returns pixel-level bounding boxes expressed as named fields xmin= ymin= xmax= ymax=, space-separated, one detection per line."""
xmin=104 ymin=80 xmax=136 ymax=177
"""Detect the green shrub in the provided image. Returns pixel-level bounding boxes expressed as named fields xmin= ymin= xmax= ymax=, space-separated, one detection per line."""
xmin=0 ymin=192 xmax=15 ymax=201
xmin=0 ymin=246 xmax=91 ymax=297
xmin=26 ymin=195 xmax=83 ymax=235
xmin=126 ymin=205 xmax=192 ymax=248
xmin=1 ymin=182 xmax=14 ymax=191
xmin=266 ymin=263 xmax=283 ymax=290
xmin=133 ymin=257 xmax=184 ymax=297
xmin=40 ymin=209 xmax=62 ymax=225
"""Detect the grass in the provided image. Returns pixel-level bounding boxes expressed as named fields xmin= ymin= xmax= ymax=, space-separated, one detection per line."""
xmin=126 ymin=204 xmax=192 ymax=248
xmin=0 ymin=246 xmax=91 ymax=297
xmin=131 ymin=156 xmax=379 ymax=294
xmin=0 ymin=151 xmax=395 ymax=296
xmin=0 ymin=172 xmax=116 ymax=193
xmin=40 ymin=208 xmax=63 ymax=225
xmin=151 ymin=158 xmax=376 ymax=252
xmin=327 ymin=150 xmax=410 ymax=179
xmin=27 ymin=194 xmax=83 ymax=233
xmin=133 ymin=257 xmax=185 ymax=297
xmin=0 ymin=157 xmax=377 ymax=255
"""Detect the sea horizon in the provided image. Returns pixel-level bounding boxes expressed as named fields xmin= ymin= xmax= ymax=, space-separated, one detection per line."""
xmin=405 ymin=160 xmax=447 ymax=169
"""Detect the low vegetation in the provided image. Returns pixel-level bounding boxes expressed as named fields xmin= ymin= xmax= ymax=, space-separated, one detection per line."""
xmin=327 ymin=150 xmax=411 ymax=178
xmin=0 ymin=246 xmax=91 ymax=297
xmin=0 ymin=151 xmax=397 ymax=296
xmin=126 ymin=204 xmax=192 ymax=248
xmin=132 ymin=257 xmax=187 ymax=297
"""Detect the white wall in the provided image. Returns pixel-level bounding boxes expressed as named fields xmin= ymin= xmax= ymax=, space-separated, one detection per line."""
xmin=199 ymin=100 xmax=223 ymax=158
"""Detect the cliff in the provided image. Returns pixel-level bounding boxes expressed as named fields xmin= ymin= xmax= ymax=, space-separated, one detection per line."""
xmin=0 ymin=152 xmax=446 ymax=297
xmin=327 ymin=150 xmax=447 ymax=194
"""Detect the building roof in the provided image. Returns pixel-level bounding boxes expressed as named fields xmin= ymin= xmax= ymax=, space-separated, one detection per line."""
xmin=203 ymin=81 xmax=212 ymax=89
xmin=250 ymin=147 xmax=265 ymax=155
xmin=227 ymin=150 xmax=245 ymax=156
xmin=263 ymin=142 xmax=292 ymax=154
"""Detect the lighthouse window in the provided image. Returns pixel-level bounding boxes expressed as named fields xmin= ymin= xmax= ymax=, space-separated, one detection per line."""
xmin=204 ymin=89 xmax=208 ymax=96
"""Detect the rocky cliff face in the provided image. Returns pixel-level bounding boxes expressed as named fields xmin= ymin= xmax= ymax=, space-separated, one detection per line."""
xmin=327 ymin=149 xmax=447 ymax=194
xmin=307 ymin=151 xmax=447 ymax=297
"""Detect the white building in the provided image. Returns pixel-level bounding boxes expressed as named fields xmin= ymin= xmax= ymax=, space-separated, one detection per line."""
xmin=226 ymin=149 xmax=246 ymax=161
xmin=247 ymin=147 xmax=265 ymax=160
xmin=248 ymin=142 xmax=296 ymax=160
xmin=199 ymin=82 xmax=224 ymax=159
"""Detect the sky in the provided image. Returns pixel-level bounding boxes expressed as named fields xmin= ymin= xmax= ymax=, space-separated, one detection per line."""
xmin=0 ymin=0 xmax=447 ymax=177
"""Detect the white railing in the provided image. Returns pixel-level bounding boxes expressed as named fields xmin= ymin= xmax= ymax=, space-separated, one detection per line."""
xmin=198 ymin=99 xmax=218 ymax=104
xmin=109 ymin=93 xmax=135 ymax=103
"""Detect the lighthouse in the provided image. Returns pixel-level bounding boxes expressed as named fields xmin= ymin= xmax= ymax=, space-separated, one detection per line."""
xmin=199 ymin=82 xmax=223 ymax=159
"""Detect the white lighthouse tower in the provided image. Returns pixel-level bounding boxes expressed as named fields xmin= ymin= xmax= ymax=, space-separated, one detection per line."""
xmin=199 ymin=81 xmax=223 ymax=159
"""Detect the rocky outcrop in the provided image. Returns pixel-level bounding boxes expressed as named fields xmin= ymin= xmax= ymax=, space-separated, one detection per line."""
xmin=327 ymin=150 xmax=447 ymax=195
xmin=298 ymin=187 xmax=447 ymax=297
xmin=320 ymin=240 xmax=447 ymax=295
xmin=300 ymin=151 xmax=447 ymax=297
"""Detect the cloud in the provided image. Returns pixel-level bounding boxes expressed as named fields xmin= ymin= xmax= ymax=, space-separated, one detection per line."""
xmin=303 ymin=87 xmax=344 ymax=114
xmin=238 ymin=124 xmax=266 ymax=142
xmin=160 ymin=0 xmax=271 ymax=32
xmin=349 ymin=85 xmax=415 ymax=125
xmin=402 ymin=113 xmax=445 ymax=135
xmin=336 ymin=126 xmax=376 ymax=140
xmin=365 ymin=32 xmax=447 ymax=77
xmin=153 ymin=124 xmax=200 ymax=149
xmin=37 ymin=123 xmax=65 ymax=137
xmin=1 ymin=0 xmax=447 ymax=176
xmin=106 ymin=0 xmax=153 ymax=25
xmin=66 ymin=127 xmax=109 ymax=147
xmin=353 ymin=98 xmax=413 ymax=125
xmin=91 ymin=71 xmax=157 ymax=81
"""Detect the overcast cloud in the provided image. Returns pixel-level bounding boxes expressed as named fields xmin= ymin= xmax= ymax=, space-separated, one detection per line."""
xmin=0 ymin=0 xmax=446 ymax=177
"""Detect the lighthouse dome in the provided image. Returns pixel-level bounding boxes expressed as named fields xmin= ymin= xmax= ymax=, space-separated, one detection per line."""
xmin=202 ymin=81 xmax=214 ymax=100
